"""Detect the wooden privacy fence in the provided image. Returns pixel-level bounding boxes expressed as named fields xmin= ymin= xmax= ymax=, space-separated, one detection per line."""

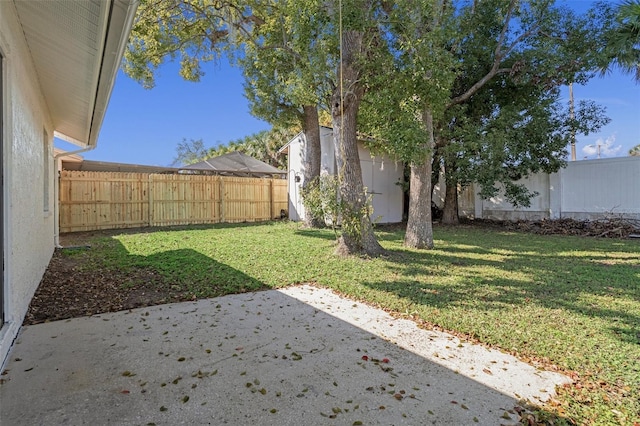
xmin=59 ymin=171 xmax=288 ymax=233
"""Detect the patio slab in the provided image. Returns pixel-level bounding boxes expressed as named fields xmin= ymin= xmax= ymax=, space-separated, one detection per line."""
xmin=0 ymin=285 xmax=570 ymax=425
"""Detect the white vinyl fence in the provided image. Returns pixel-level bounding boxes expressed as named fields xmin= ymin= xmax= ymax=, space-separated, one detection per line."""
xmin=437 ymin=156 xmax=640 ymax=221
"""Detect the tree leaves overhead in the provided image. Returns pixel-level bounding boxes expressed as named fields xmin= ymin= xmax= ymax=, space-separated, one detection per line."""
xmin=240 ymin=0 xmax=336 ymax=128
xmin=602 ymin=0 xmax=640 ymax=82
xmin=124 ymin=0 xmax=255 ymax=89
xmin=359 ymin=0 xmax=457 ymax=164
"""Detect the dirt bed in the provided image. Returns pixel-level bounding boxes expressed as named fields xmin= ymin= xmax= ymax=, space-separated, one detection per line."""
xmin=24 ymin=246 xmax=192 ymax=326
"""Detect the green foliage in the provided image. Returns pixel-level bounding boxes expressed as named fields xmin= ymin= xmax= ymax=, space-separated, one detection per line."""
xmin=240 ymin=0 xmax=335 ymax=128
xmin=123 ymin=0 xmax=255 ymax=88
xmin=432 ymin=1 xmax=614 ymax=208
xmin=441 ymin=82 xmax=610 ymax=207
xmin=208 ymin=127 xmax=296 ymax=169
xmin=630 ymin=143 xmax=640 ymax=156
xmin=603 ymin=0 xmax=640 ymax=82
xmin=301 ymin=174 xmax=374 ymax=244
xmin=301 ymin=175 xmax=341 ymax=236
xmin=338 ymin=191 xmax=375 ymax=250
xmin=359 ymin=0 xmax=457 ymax=164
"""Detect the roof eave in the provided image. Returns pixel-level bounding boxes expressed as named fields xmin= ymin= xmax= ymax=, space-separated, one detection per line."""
xmin=52 ymin=0 xmax=138 ymax=148
xmin=277 ymin=131 xmax=304 ymax=155
xmin=85 ymin=0 xmax=138 ymax=148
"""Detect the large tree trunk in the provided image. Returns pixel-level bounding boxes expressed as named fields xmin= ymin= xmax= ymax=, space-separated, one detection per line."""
xmin=405 ymin=109 xmax=435 ymax=249
xmin=441 ymin=176 xmax=459 ymax=224
xmin=331 ymin=30 xmax=383 ymax=257
xmin=301 ymin=105 xmax=324 ymax=228
xmin=441 ymin=155 xmax=459 ymax=224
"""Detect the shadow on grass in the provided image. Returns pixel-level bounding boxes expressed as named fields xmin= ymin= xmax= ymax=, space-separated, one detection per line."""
xmin=372 ymin=229 xmax=640 ymax=348
xmin=139 ymin=248 xmax=267 ymax=295
xmin=28 ymin=237 xmax=269 ymax=325
xmin=392 ymin=243 xmax=640 ymax=344
xmin=293 ymin=227 xmax=338 ymax=241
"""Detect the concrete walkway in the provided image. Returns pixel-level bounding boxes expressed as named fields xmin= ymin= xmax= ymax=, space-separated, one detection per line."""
xmin=0 ymin=285 xmax=570 ymax=425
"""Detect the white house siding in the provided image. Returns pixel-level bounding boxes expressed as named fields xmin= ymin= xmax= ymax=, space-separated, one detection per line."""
xmin=286 ymin=128 xmax=404 ymax=224
xmin=0 ymin=2 xmax=56 ymax=366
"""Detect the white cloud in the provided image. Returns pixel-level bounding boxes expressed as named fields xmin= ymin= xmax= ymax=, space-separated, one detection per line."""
xmin=582 ymin=135 xmax=622 ymax=159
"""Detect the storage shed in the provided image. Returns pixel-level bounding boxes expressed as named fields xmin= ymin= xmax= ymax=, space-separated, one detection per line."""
xmin=279 ymin=126 xmax=404 ymax=224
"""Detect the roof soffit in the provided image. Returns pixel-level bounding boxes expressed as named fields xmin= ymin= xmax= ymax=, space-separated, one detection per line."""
xmin=13 ymin=0 xmax=137 ymax=147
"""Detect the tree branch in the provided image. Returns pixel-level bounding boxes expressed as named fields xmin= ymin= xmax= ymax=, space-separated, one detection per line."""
xmin=500 ymin=24 xmax=540 ymax=58
xmin=256 ymin=43 xmax=303 ymax=62
xmin=448 ymin=66 xmax=512 ymax=107
xmin=447 ymin=0 xmax=541 ymax=108
xmin=494 ymin=0 xmax=517 ymax=61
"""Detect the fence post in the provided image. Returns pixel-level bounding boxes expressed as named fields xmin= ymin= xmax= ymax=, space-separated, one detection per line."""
xmin=270 ymin=178 xmax=275 ymax=220
xmin=219 ymin=176 xmax=225 ymax=223
xmin=148 ymin=174 xmax=153 ymax=227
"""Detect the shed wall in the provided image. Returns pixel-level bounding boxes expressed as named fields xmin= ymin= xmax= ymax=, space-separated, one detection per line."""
xmin=286 ymin=128 xmax=403 ymax=224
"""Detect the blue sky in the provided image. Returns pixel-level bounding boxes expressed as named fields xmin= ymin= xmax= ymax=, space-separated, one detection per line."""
xmin=56 ymin=60 xmax=272 ymax=167
xmin=55 ymin=1 xmax=640 ymax=166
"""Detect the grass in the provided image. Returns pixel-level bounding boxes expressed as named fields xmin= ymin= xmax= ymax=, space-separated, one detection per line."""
xmin=64 ymin=221 xmax=639 ymax=425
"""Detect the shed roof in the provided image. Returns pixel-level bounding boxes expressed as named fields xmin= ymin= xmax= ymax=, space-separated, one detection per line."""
xmin=13 ymin=0 xmax=137 ymax=148
xmin=182 ymin=152 xmax=285 ymax=178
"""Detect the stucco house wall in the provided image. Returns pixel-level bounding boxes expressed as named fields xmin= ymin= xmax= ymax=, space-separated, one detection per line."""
xmin=0 ymin=2 xmax=56 ymax=366
xmin=1 ymin=0 xmax=137 ymax=369
xmin=285 ymin=127 xmax=404 ymax=224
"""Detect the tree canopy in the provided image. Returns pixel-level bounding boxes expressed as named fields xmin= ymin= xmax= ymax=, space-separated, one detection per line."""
xmin=125 ymin=0 xmax=616 ymax=251
xmin=603 ymin=0 xmax=640 ymax=82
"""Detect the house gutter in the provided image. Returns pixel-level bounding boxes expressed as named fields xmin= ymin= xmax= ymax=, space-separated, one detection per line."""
xmin=53 ymin=146 xmax=96 ymax=248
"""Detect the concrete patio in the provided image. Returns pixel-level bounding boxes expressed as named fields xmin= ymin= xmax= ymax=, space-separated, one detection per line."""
xmin=0 ymin=285 xmax=570 ymax=425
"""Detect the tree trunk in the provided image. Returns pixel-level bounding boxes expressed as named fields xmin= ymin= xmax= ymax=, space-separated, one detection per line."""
xmin=405 ymin=109 xmax=435 ymax=249
xmin=301 ymin=105 xmax=324 ymax=228
xmin=331 ymin=30 xmax=383 ymax=257
xmin=441 ymin=154 xmax=459 ymax=224
xmin=441 ymin=175 xmax=459 ymax=224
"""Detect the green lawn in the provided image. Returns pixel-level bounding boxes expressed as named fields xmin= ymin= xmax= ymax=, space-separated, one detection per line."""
xmin=65 ymin=221 xmax=640 ymax=424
